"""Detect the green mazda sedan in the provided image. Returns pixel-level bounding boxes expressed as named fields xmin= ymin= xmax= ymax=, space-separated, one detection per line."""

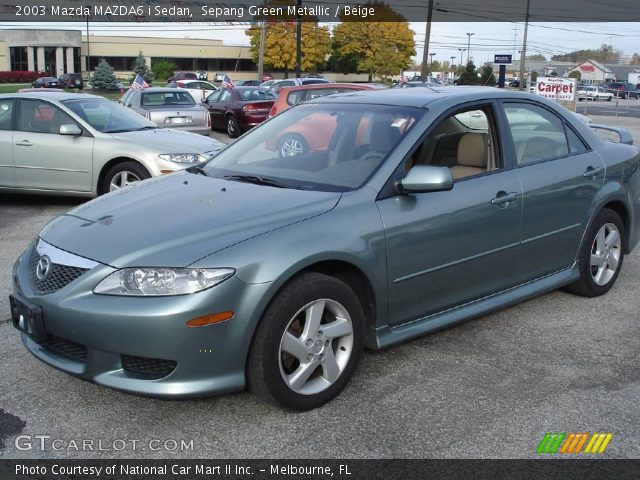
xmin=10 ymin=87 xmax=640 ymax=410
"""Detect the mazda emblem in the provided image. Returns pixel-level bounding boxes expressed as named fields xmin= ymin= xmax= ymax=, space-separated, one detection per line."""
xmin=36 ymin=255 xmax=52 ymax=280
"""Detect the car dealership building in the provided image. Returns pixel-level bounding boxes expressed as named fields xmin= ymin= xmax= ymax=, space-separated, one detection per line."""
xmin=0 ymin=29 xmax=255 ymax=78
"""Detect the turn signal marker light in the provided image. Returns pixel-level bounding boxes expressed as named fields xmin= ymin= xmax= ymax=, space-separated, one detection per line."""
xmin=186 ymin=311 xmax=234 ymax=327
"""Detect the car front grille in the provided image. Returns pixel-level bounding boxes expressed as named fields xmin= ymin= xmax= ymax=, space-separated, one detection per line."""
xmin=30 ymin=250 xmax=89 ymax=294
xmin=40 ymin=335 xmax=88 ymax=362
xmin=121 ymin=355 xmax=177 ymax=378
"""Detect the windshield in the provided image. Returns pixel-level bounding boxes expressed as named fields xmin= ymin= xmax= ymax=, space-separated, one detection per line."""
xmin=62 ymin=98 xmax=156 ymax=133
xmin=203 ymin=103 xmax=423 ymax=191
xmin=141 ymin=91 xmax=195 ymax=106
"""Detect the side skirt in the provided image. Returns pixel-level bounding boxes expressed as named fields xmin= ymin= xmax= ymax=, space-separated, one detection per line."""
xmin=369 ymin=266 xmax=579 ymax=350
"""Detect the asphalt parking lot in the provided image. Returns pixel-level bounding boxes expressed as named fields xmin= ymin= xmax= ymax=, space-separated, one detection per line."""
xmin=0 ymin=116 xmax=639 ymax=459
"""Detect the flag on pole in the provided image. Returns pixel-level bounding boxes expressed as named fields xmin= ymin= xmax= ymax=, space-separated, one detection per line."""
xmin=131 ymin=74 xmax=149 ymax=90
xmin=221 ymin=74 xmax=235 ymax=89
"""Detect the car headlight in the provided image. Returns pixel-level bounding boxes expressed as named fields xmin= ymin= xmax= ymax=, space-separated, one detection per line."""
xmin=158 ymin=153 xmax=206 ymax=164
xmin=94 ymin=268 xmax=235 ymax=296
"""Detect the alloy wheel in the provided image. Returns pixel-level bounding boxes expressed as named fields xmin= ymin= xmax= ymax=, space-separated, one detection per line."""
xmin=278 ymin=299 xmax=354 ymax=395
xmin=590 ymin=222 xmax=621 ymax=286
xmin=109 ymin=171 xmax=141 ymax=191
xmin=280 ymin=138 xmax=305 ymax=157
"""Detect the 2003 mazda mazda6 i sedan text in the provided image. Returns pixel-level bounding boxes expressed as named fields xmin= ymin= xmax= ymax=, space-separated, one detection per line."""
xmin=11 ymin=87 xmax=640 ymax=410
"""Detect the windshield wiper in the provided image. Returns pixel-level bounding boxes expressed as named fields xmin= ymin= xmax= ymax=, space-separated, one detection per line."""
xmin=223 ymin=174 xmax=287 ymax=188
xmin=189 ymin=165 xmax=209 ymax=177
xmin=104 ymin=126 xmax=156 ymax=133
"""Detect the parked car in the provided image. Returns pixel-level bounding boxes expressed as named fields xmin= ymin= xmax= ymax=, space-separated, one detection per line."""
xmin=0 ymin=92 xmax=223 ymax=196
xmin=32 ymin=77 xmax=61 ymax=89
xmin=119 ymin=87 xmax=212 ymax=135
xmin=196 ymin=70 xmax=208 ymax=80
xmin=10 ymin=87 xmax=639 ymax=410
xmin=167 ymin=71 xmax=197 ymax=83
xmin=392 ymin=80 xmax=440 ymax=89
xmin=507 ymin=78 xmax=520 ymax=88
xmin=58 ymin=73 xmax=84 ymax=90
xmin=577 ymin=86 xmax=613 ymax=101
xmin=604 ymin=82 xmax=640 ymax=99
xmin=266 ymin=78 xmax=331 ymax=92
xmin=269 ymin=83 xmax=383 ymax=118
xmin=167 ymin=79 xmax=218 ymax=102
xmin=261 ymin=73 xmax=274 ymax=82
xmin=17 ymin=88 xmax=64 ymax=93
xmin=202 ymin=87 xmax=276 ymax=138
xmin=235 ymin=80 xmax=262 ymax=87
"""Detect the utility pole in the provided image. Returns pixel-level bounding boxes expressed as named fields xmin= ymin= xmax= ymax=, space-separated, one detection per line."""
xmin=466 ymin=32 xmax=474 ymax=64
xmin=458 ymin=48 xmax=466 ymax=67
xmin=450 ymin=55 xmax=456 ymax=79
xmin=257 ymin=22 xmax=266 ymax=82
xmin=518 ymin=0 xmax=531 ymax=90
xmin=420 ymin=0 xmax=434 ymax=80
xmin=86 ymin=14 xmax=90 ymax=75
xmin=295 ymin=0 xmax=302 ymax=77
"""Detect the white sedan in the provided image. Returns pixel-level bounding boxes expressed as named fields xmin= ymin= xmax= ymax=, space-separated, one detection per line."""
xmin=168 ymin=80 xmax=218 ymax=102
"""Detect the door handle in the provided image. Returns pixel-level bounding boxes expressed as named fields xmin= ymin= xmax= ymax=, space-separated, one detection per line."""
xmin=491 ymin=191 xmax=520 ymax=206
xmin=583 ymin=166 xmax=603 ymax=178
xmin=15 ymin=140 xmax=33 ymax=147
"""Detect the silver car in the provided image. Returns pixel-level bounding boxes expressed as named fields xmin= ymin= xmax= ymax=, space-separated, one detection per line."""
xmin=119 ymin=87 xmax=211 ymax=135
xmin=0 ymin=92 xmax=224 ymax=196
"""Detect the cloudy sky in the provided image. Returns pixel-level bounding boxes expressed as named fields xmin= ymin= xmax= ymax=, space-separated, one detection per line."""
xmin=3 ymin=21 xmax=639 ymax=65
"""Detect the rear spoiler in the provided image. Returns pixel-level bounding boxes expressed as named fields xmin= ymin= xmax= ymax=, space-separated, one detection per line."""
xmin=589 ymin=124 xmax=634 ymax=145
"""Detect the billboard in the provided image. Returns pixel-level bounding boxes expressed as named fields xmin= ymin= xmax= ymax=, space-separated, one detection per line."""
xmin=534 ymin=77 xmax=577 ymax=102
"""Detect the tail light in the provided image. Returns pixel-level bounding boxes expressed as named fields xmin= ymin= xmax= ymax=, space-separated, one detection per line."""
xmin=269 ymin=105 xmax=277 ymax=117
xmin=242 ymin=103 xmax=259 ymax=112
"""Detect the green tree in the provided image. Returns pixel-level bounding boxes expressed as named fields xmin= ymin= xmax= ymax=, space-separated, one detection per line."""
xmin=630 ymin=53 xmax=640 ymax=65
xmin=152 ymin=59 xmax=176 ymax=82
xmin=551 ymin=44 xmax=621 ymax=64
xmin=457 ymin=61 xmax=479 ymax=85
xmin=568 ymin=70 xmax=582 ymax=80
xmin=332 ymin=13 xmax=415 ymax=81
xmin=90 ymin=59 xmax=118 ymax=90
xmin=480 ymin=64 xmax=496 ymax=86
xmin=132 ymin=52 xmax=154 ymax=84
xmin=526 ymin=54 xmax=547 ymax=61
xmin=246 ymin=22 xmax=330 ymax=77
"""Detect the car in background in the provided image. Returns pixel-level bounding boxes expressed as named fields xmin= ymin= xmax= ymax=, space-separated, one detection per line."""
xmin=58 ymin=73 xmax=84 ymax=90
xmin=196 ymin=70 xmax=208 ymax=80
xmin=577 ymin=86 xmax=613 ymax=101
xmin=266 ymin=78 xmax=331 ymax=92
xmin=393 ymin=80 xmax=440 ymax=89
xmin=202 ymin=87 xmax=276 ymax=138
xmin=119 ymin=87 xmax=212 ymax=135
xmin=17 ymin=88 xmax=64 ymax=93
xmin=507 ymin=78 xmax=520 ymax=88
xmin=32 ymin=77 xmax=61 ymax=89
xmin=235 ymin=80 xmax=262 ymax=87
xmin=167 ymin=79 xmax=218 ymax=102
xmin=0 ymin=92 xmax=223 ymax=196
xmin=261 ymin=73 xmax=274 ymax=82
xmin=269 ymin=83 xmax=382 ymax=117
xmin=604 ymin=82 xmax=640 ymax=99
xmin=167 ymin=71 xmax=197 ymax=83
xmin=11 ymin=87 xmax=639 ymax=410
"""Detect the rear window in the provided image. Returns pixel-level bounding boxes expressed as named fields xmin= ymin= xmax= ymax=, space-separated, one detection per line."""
xmin=238 ymin=89 xmax=276 ymax=101
xmin=141 ymin=91 xmax=195 ymax=106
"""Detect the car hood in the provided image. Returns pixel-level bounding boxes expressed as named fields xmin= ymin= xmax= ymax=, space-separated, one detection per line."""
xmin=108 ymin=128 xmax=224 ymax=153
xmin=39 ymin=172 xmax=341 ymax=268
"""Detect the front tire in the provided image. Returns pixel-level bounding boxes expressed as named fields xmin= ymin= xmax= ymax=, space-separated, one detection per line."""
xmin=247 ymin=272 xmax=365 ymax=410
xmin=101 ymin=161 xmax=150 ymax=195
xmin=278 ymin=134 xmax=308 ymax=158
xmin=566 ymin=209 xmax=624 ymax=297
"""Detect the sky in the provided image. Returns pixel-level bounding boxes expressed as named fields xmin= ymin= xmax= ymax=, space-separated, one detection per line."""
xmin=2 ymin=21 xmax=639 ymax=66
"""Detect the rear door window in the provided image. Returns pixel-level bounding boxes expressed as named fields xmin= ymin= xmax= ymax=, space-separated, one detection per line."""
xmin=0 ymin=99 xmax=15 ymax=130
xmin=17 ymin=99 xmax=75 ymax=134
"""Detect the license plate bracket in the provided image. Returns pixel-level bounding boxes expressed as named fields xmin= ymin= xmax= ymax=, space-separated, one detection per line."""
xmin=9 ymin=294 xmax=48 ymax=342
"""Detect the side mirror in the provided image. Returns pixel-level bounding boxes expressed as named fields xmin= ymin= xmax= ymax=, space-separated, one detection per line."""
xmin=59 ymin=124 xmax=82 ymax=136
xmin=399 ymin=165 xmax=454 ymax=194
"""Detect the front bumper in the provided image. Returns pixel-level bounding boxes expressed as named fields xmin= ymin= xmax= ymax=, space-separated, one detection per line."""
xmin=12 ymin=242 xmax=271 ymax=398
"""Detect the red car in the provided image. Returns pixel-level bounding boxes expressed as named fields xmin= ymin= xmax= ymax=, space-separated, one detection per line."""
xmin=202 ymin=87 xmax=277 ymax=138
xmin=267 ymin=83 xmax=386 ymax=157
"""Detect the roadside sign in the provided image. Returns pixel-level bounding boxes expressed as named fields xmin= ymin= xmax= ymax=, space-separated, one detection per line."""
xmin=534 ymin=77 xmax=577 ymax=102
xmin=494 ymin=54 xmax=512 ymax=65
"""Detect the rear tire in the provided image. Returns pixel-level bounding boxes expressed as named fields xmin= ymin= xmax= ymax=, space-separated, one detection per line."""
xmin=565 ymin=208 xmax=624 ymax=297
xmin=226 ymin=115 xmax=240 ymax=138
xmin=247 ymin=272 xmax=365 ymax=410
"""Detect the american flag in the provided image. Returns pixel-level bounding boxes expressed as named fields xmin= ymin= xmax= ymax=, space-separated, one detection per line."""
xmin=131 ymin=74 xmax=149 ymax=90
xmin=221 ymin=74 xmax=235 ymax=89
xmin=399 ymin=75 xmax=408 ymax=84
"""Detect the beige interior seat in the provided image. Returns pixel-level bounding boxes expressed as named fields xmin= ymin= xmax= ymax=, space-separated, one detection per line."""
xmin=450 ymin=132 xmax=488 ymax=179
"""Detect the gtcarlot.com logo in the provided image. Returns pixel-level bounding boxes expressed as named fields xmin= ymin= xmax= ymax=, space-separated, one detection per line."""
xmin=14 ymin=435 xmax=194 ymax=452
xmin=537 ymin=432 xmax=613 ymax=454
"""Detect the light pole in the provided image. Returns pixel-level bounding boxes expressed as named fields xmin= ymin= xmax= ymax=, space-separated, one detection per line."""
xmin=429 ymin=53 xmax=436 ymax=65
xmin=450 ymin=55 xmax=456 ymax=79
xmin=466 ymin=32 xmax=474 ymax=64
xmin=458 ymin=48 xmax=466 ymax=67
